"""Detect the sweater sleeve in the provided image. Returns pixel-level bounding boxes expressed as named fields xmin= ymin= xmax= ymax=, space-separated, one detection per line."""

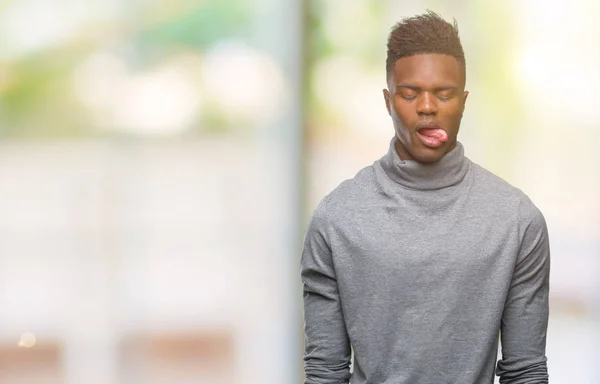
xmin=301 ymin=197 xmax=352 ymax=384
xmin=496 ymin=197 xmax=550 ymax=384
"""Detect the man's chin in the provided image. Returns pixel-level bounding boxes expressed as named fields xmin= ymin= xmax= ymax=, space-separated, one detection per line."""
xmin=411 ymin=140 xmax=455 ymax=163
xmin=395 ymin=137 xmax=453 ymax=163
xmin=407 ymin=145 xmax=439 ymax=162
xmin=414 ymin=153 xmax=444 ymax=164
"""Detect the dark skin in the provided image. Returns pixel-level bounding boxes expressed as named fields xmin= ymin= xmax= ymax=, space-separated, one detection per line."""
xmin=383 ymin=53 xmax=469 ymax=163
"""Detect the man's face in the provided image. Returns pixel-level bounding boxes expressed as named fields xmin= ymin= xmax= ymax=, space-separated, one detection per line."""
xmin=383 ymin=53 xmax=468 ymax=163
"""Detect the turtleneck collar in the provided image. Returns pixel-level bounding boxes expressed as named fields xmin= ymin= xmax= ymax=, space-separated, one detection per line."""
xmin=380 ymin=137 xmax=470 ymax=190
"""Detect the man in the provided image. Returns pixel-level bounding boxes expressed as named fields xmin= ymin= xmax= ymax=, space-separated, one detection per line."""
xmin=301 ymin=11 xmax=550 ymax=384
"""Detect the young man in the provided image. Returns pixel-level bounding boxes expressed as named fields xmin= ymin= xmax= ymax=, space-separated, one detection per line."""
xmin=301 ymin=11 xmax=550 ymax=384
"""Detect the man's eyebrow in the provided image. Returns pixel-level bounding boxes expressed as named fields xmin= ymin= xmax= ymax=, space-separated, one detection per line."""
xmin=434 ymin=85 xmax=459 ymax=91
xmin=395 ymin=84 xmax=421 ymax=90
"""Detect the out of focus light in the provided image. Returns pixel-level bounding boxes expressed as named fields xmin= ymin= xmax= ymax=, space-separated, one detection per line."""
xmin=202 ymin=41 xmax=289 ymax=125
xmin=321 ymin=1 xmax=379 ymax=54
xmin=18 ymin=332 xmax=36 ymax=348
xmin=0 ymin=0 xmax=83 ymax=57
xmin=517 ymin=48 xmax=600 ymax=120
xmin=515 ymin=0 xmax=600 ymax=121
xmin=73 ymin=53 xmax=202 ymax=136
xmin=313 ymin=56 xmax=389 ymax=138
xmin=0 ymin=0 xmax=124 ymax=58
xmin=72 ymin=53 xmax=128 ymax=111
xmin=111 ymin=64 xmax=201 ymax=135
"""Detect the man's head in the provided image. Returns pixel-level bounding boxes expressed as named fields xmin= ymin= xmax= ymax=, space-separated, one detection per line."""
xmin=383 ymin=11 xmax=468 ymax=163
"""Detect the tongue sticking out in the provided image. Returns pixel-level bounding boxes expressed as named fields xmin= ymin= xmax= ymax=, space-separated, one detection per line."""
xmin=418 ymin=128 xmax=448 ymax=147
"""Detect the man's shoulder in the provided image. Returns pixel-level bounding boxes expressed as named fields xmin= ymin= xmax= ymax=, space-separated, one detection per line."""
xmin=313 ymin=163 xmax=379 ymax=221
xmin=470 ymin=161 xmax=526 ymax=200
xmin=470 ymin=161 xmax=544 ymax=223
xmin=331 ymin=163 xmax=376 ymax=194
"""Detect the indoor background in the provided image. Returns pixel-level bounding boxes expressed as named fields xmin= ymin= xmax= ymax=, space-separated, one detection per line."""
xmin=0 ymin=0 xmax=598 ymax=383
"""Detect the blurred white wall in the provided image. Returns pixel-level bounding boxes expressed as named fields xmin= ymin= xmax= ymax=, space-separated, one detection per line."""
xmin=0 ymin=138 xmax=298 ymax=384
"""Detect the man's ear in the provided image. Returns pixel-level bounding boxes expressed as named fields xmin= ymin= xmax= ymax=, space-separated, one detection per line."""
xmin=461 ymin=90 xmax=469 ymax=115
xmin=383 ymin=89 xmax=391 ymax=115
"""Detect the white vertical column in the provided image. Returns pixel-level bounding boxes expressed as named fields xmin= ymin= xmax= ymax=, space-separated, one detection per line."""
xmin=62 ymin=143 xmax=121 ymax=384
xmin=235 ymin=0 xmax=305 ymax=383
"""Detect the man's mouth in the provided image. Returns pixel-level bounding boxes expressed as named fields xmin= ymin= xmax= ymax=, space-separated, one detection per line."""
xmin=416 ymin=122 xmax=448 ymax=148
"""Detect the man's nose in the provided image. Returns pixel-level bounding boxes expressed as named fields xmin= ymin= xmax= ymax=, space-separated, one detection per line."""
xmin=417 ymin=92 xmax=437 ymax=115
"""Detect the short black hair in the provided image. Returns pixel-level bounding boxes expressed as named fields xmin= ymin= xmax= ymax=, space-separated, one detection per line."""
xmin=386 ymin=10 xmax=465 ymax=80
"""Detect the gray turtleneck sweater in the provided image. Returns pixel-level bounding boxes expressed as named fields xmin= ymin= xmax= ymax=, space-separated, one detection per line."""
xmin=301 ymin=138 xmax=550 ymax=384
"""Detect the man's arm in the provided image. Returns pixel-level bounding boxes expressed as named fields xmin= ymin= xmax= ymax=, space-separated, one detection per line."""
xmin=301 ymin=198 xmax=352 ymax=384
xmin=496 ymin=197 xmax=551 ymax=384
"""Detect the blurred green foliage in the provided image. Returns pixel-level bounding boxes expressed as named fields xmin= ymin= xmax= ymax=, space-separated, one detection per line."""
xmin=137 ymin=0 xmax=251 ymax=51
xmin=0 ymin=49 xmax=93 ymax=138
xmin=0 ymin=0 xmax=252 ymax=139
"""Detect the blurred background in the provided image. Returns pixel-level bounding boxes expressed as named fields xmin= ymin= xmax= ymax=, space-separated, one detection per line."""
xmin=0 ymin=0 xmax=598 ymax=383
